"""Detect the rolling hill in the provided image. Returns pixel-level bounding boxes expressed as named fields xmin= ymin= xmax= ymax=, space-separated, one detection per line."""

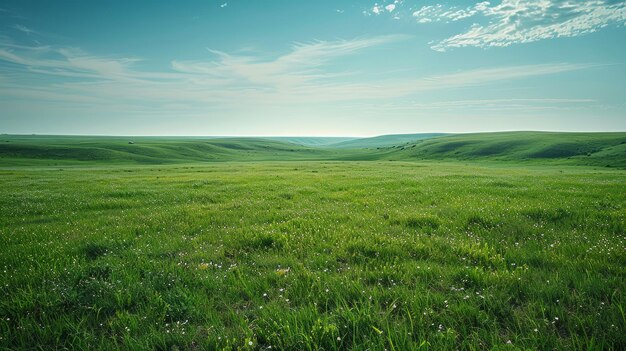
xmin=327 ymin=133 xmax=449 ymax=148
xmin=1 ymin=132 xmax=625 ymax=167
xmin=264 ymin=136 xmax=358 ymax=146
xmin=380 ymin=131 xmax=626 ymax=167
xmin=0 ymin=135 xmax=376 ymax=165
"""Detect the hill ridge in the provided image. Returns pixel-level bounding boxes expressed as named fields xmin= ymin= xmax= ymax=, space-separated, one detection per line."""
xmin=1 ymin=132 xmax=625 ymax=168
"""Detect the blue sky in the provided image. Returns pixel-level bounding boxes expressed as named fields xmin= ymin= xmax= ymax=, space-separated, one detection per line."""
xmin=1 ymin=0 xmax=625 ymax=136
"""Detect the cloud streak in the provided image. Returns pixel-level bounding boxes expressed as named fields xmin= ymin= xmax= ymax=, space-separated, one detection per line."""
xmin=357 ymin=98 xmax=598 ymax=113
xmin=172 ymin=35 xmax=409 ymax=88
xmin=0 ymin=34 xmax=594 ymax=113
xmin=12 ymin=24 xmax=36 ymax=35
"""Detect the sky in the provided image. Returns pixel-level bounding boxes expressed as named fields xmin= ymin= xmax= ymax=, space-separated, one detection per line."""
xmin=0 ymin=0 xmax=625 ymax=136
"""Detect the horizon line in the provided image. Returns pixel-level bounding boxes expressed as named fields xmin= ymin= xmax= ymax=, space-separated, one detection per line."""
xmin=2 ymin=130 xmax=626 ymax=138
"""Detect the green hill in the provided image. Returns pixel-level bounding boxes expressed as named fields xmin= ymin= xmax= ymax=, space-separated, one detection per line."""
xmin=381 ymin=131 xmax=626 ymax=167
xmin=264 ymin=136 xmax=358 ymax=146
xmin=328 ymin=133 xmax=448 ymax=148
xmin=0 ymin=135 xmax=376 ymax=166
xmin=1 ymin=132 xmax=625 ymax=168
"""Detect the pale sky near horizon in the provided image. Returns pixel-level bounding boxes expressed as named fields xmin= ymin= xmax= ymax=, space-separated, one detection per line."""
xmin=0 ymin=1 xmax=625 ymax=136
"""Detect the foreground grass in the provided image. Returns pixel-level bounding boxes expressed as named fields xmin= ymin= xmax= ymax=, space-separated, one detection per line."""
xmin=0 ymin=162 xmax=624 ymax=350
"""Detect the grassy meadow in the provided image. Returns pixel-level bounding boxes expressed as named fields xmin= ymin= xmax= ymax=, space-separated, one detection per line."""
xmin=0 ymin=133 xmax=625 ymax=350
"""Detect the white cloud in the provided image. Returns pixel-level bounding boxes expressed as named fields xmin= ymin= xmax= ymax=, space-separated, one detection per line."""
xmin=369 ymin=1 xmax=401 ymax=15
xmin=0 ymin=45 xmax=155 ymax=83
xmin=0 ymin=35 xmax=410 ymax=106
xmin=412 ymin=2 xmax=490 ymax=23
xmin=0 ymin=34 xmax=594 ymax=110
xmin=171 ymin=35 xmax=410 ymax=89
xmin=12 ymin=24 xmax=36 ymax=35
xmin=410 ymin=1 xmax=626 ymax=51
xmin=371 ymin=1 xmax=625 ymax=50
xmin=358 ymin=98 xmax=598 ymax=113
xmin=386 ymin=63 xmax=593 ymax=94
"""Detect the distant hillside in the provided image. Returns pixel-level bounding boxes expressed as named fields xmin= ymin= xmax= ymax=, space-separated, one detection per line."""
xmin=0 ymin=135 xmax=374 ymax=165
xmin=381 ymin=131 xmax=626 ymax=167
xmin=264 ymin=136 xmax=358 ymax=146
xmin=328 ymin=133 xmax=448 ymax=148
xmin=1 ymin=132 xmax=625 ymax=168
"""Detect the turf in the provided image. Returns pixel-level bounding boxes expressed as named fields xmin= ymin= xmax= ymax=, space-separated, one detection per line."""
xmin=0 ymin=161 xmax=624 ymax=350
xmin=0 ymin=132 xmax=625 ymax=350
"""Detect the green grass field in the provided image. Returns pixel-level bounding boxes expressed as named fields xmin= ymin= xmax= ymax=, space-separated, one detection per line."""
xmin=0 ymin=133 xmax=625 ymax=350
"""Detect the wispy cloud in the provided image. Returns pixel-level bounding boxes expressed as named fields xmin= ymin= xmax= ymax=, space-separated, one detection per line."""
xmin=0 ymin=45 xmax=146 ymax=81
xmin=411 ymin=2 xmax=490 ymax=23
xmin=0 ymin=33 xmax=595 ymax=113
xmin=0 ymin=35 xmax=413 ymax=105
xmin=0 ymin=6 xmax=26 ymax=20
xmin=12 ymin=24 xmax=36 ymax=35
xmin=171 ymin=35 xmax=409 ymax=88
xmin=358 ymin=98 xmax=598 ymax=113
xmin=370 ymin=1 xmax=626 ymax=51
xmin=430 ymin=0 xmax=626 ymax=51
